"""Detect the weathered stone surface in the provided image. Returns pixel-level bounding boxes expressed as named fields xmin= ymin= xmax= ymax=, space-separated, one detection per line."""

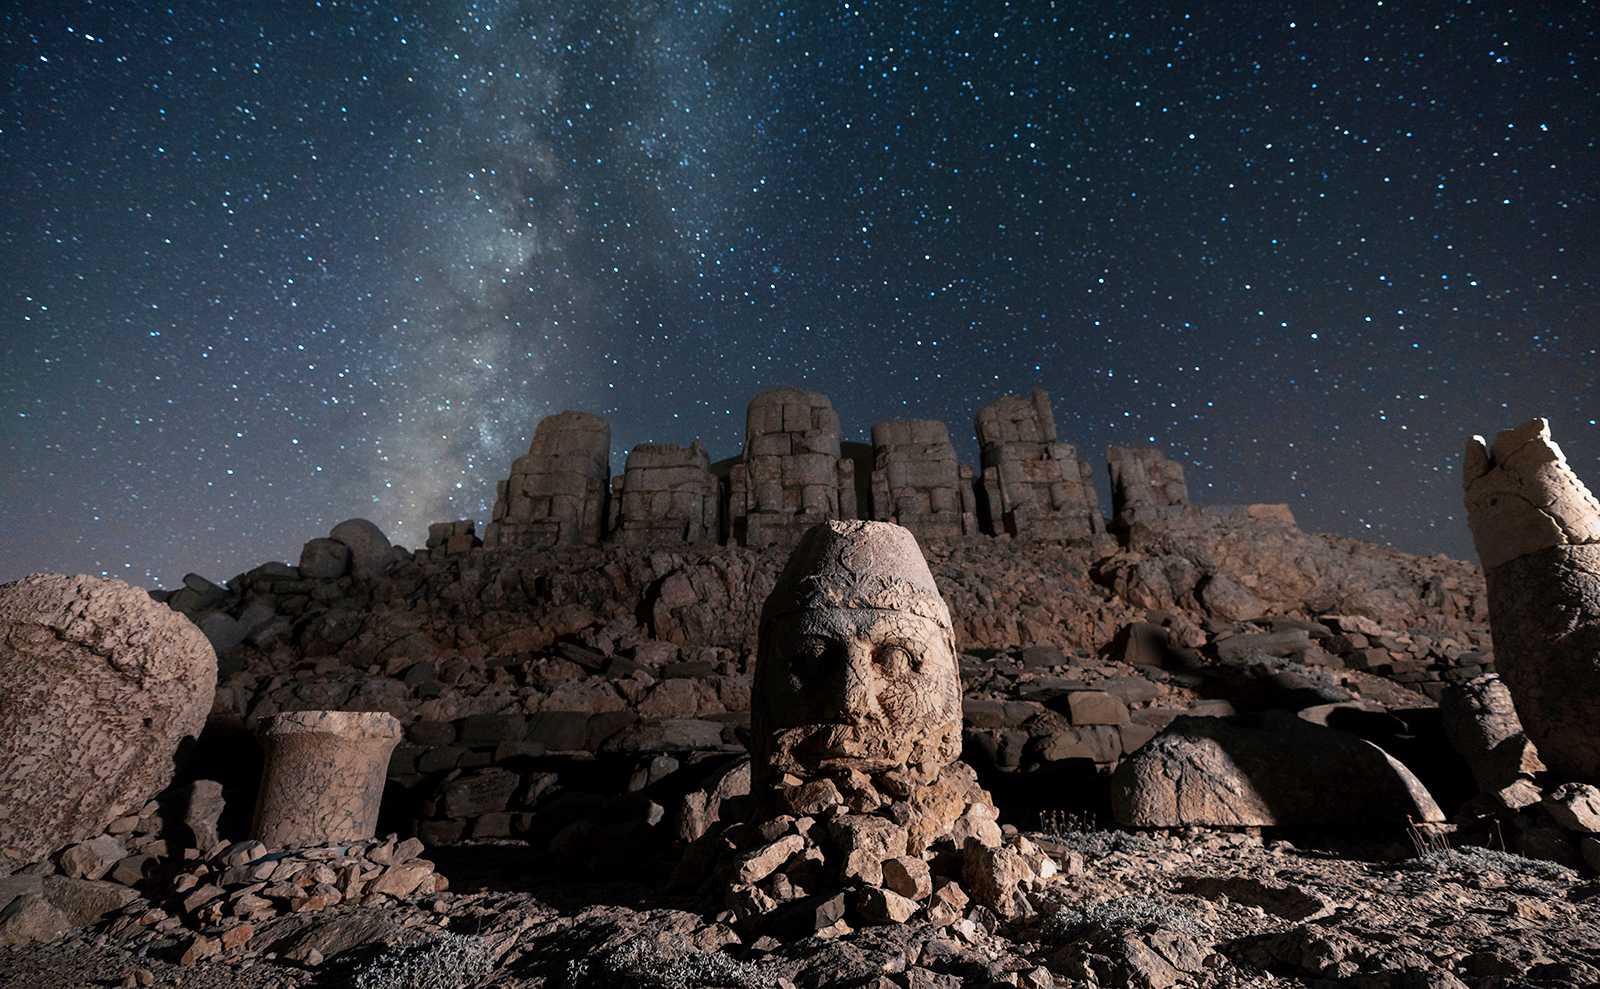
xmin=1465 ymin=420 xmax=1600 ymax=783
xmin=1543 ymin=783 xmax=1600 ymax=834
xmin=1440 ymin=675 xmax=1544 ymax=806
xmin=733 ymin=387 xmax=849 ymax=549
xmin=1108 ymin=445 xmax=1190 ymax=529
xmin=1465 ymin=418 xmax=1600 ymax=572
xmin=251 ymin=711 xmax=403 ymax=848
xmin=0 ymin=574 xmax=216 ymax=868
xmin=868 ymin=419 xmax=976 ymax=541
xmin=612 ymin=441 xmax=721 ymax=546
xmin=485 ymin=410 xmax=612 ymax=549
xmin=329 ymin=518 xmax=392 ymax=581
xmin=974 ymin=388 xmax=1103 ymax=543
xmin=750 ymin=521 xmax=962 ymax=781
xmin=1110 ymin=710 xmax=1444 ymax=827
xmin=180 ymin=779 xmax=227 ymax=850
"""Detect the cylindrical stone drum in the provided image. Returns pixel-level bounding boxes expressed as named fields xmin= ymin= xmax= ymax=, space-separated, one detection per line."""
xmin=250 ymin=711 xmax=402 ymax=848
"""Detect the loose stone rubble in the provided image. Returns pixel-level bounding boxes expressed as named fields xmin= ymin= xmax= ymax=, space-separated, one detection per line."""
xmin=19 ymin=390 xmax=1600 ymax=987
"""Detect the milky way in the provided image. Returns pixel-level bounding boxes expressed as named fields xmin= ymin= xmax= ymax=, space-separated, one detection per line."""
xmin=3 ymin=0 xmax=1596 ymax=587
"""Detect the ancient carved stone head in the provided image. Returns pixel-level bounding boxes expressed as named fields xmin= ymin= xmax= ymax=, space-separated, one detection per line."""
xmin=750 ymin=520 xmax=963 ymax=781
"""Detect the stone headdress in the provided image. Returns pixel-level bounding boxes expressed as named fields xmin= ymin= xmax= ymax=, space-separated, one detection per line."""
xmin=761 ymin=520 xmax=952 ymax=630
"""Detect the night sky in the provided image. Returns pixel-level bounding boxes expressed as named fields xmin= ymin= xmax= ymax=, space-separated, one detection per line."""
xmin=4 ymin=0 xmax=1596 ymax=589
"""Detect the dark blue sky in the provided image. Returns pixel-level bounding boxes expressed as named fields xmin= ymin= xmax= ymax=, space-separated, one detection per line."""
xmin=4 ymin=0 xmax=1596 ymax=587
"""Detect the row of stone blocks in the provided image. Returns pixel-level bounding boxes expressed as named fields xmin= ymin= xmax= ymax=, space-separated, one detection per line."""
xmin=468 ymin=385 xmax=1188 ymax=553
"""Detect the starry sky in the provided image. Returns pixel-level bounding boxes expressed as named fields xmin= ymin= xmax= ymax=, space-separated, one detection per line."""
xmin=3 ymin=0 xmax=1596 ymax=589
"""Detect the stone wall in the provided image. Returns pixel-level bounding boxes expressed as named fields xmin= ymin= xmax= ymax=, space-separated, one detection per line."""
xmin=868 ymin=419 xmax=978 ymax=541
xmin=728 ymin=387 xmax=854 ymax=549
xmin=484 ymin=411 xmax=611 ymax=550
xmin=974 ymin=389 xmax=1104 ymax=543
xmin=610 ymin=441 xmax=721 ymax=546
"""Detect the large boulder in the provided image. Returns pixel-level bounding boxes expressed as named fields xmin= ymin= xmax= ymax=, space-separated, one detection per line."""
xmin=0 ymin=575 xmax=216 ymax=868
xmin=1464 ymin=419 xmax=1600 ymax=783
xmin=1110 ymin=710 xmax=1444 ymax=827
xmin=329 ymin=518 xmax=392 ymax=581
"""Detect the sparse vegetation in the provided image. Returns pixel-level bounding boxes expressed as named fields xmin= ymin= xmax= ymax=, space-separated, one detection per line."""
xmin=352 ymin=932 xmax=495 ymax=989
xmin=1040 ymin=825 xmax=1161 ymax=861
xmin=1046 ymin=895 xmax=1209 ymax=939
xmin=563 ymin=934 xmax=785 ymax=989
xmin=1403 ymin=845 xmax=1579 ymax=895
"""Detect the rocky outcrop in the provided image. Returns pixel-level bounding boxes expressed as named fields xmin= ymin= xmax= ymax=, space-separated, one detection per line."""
xmin=1110 ymin=510 xmax=1485 ymax=630
xmin=484 ymin=410 xmax=611 ymax=549
xmin=0 ymin=575 xmax=216 ymax=868
xmin=1464 ymin=418 xmax=1600 ymax=783
xmin=1107 ymin=445 xmax=1190 ymax=529
xmin=1110 ymin=710 xmax=1445 ymax=827
xmin=1440 ymin=674 xmax=1544 ymax=814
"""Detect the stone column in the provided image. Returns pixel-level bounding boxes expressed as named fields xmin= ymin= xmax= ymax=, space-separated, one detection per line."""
xmin=251 ymin=711 xmax=402 ymax=848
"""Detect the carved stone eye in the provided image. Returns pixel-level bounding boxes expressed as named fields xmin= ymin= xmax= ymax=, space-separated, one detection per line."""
xmin=874 ymin=642 xmax=916 ymax=674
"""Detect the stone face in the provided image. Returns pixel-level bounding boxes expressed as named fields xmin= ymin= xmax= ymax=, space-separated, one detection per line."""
xmin=1110 ymin=710 xmax=1444 ymax=827
xmin=0 ymin=574 xmax=217 ymax=868
xmin=1464 ymin=419 xmax=1600 ymax=783
xmin=750 ymin=521 xmax=962 ymax=781
xmin=732 ymin=387 xmax=850 ymax=549
xmin=973 ymin=388 xmax=1104 ymax=543
xmin=484 ymin=410 xmax=612 ymax=549
xmin=251 ymin=711 xmax=403 ymax=848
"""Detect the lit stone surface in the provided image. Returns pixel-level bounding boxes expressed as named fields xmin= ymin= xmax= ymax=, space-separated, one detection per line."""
xmin=251 ymin=711 xmax=403 ymax=848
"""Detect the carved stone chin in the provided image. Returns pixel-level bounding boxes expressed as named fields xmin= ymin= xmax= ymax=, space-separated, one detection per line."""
xmin=751 ymin=521 xmax=963 ymax=781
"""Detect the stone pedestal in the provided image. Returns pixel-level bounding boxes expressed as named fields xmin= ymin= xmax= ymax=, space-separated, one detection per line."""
xmin=251 ymin=711 xmax=402 ymax=848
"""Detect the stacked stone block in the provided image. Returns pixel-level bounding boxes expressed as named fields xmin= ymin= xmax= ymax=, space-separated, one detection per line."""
xmin=974 ymin=388 xmax=1103 ymax=542
xmin=729 ymin=387 xmax=855 ymax=549
xmin=867 ymin=419 xmax=977 ymax=540
xmin=610 ymin=441 xmax=722 ymax=546
xmin=1108 ymin=445 xmax=1190 ymax=529
xmin=484 ymin=411 xmax=611 ymax=549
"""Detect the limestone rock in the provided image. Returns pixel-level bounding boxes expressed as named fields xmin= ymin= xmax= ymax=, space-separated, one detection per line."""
xmin=751 ymin=521 xmax=962 ymax=781
xmin=0 ymin=574 xmax=216 ymax=868
xmin=485 ymin=410 xmax=612 ymax=549
xmin=1110 ymin=710 xmax=1444 ymax=827
xmin=1464 ymin=418 xmax=1600 ymax=571
xmin=329 ymin=518 xmax=392 ymax=580
xmin=731 ymin=387 xmax=849 ymax=549
xmin=1108 ymin=445 xmax=1190 ymax=529
xmin=251 ymin=711 xmax=403 ymax=848
xmin=1465 ymin=419 xmax=1600 ymax=783
xmin=868 ymin=419 xmax=977 ymax=541
xmin=612 ymin=441 xmax=721 ymax=545
xmin=1439 ymin=675 xmax=1544 ymax=808
xmin=973 ymin=388 xmax=1104 ymax=543
xmin=1543 ymin=783 xmax=1600 ymax=834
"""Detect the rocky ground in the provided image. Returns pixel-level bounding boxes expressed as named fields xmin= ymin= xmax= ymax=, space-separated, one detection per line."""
xmin=3 ymin=507 xmax=1584 ymax=989
xmin=5 ymin=819 xmax=1599 ymax=988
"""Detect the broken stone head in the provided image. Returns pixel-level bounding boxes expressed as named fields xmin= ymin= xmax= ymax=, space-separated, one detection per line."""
xmin=751 ymin=520 xmax=962 ymax=781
